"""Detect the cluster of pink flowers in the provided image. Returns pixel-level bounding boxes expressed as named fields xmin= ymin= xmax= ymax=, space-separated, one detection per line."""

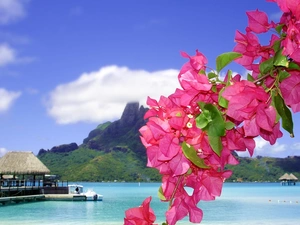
xmin=124 ymin=0 xmax=300 ymax=224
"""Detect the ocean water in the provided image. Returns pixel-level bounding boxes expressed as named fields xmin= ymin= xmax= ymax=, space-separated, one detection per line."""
xmin=0 ymin=182 xmax=299 ymax=225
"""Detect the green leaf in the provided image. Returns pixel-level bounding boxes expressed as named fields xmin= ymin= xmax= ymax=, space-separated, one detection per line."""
xmin=218 ymin=88 xmax=228 ymax=108
xmin=273 ymin=93 xmax=294 ymax=137
xmin=275 ymin=24 xmax=284 ymax=34
xmin=225 ymin=121 xmax=235 ymax=130
xmin=208 ymin=72 xmax=218 ymax=79
xmin=225 ymin=70 xmax=233 ymax=86
xmin=158 ymin=186 xmax=166 ymax=201
xmin=182 ymin=142 xmax=210 ymax=169
xmin=259 ymin=57 xmax=274 ymax=75
xmin=274 ymin=49 xmax=289 ymax=67
xmin=186 ymin=168 xmax=192 ymax=175
xmin=199 ymin=69 xmax=206 ymax=75
xmin=202 ymin=104 xmax=225 ymax=137
xmin=208 ymin=136 xmax=222 ymax=156
xmin=278 ymin=70 xmax=290 ymax=82
xmin=196 ymin=102 xmax=225 ymax=156
xmin=216 ymin=52 xmax=242 ymax=73
xmin=272 ymin=39 xmax=281 ymax=52
xmin=196 ymin=111 xmax=210 ymax=129
xmin=211 ymin=85 xmax=217 ymax=93
xmin=247 ymin=73 xmax=255 ymax=82
xmin=289 ymin=62 xmax=300 ymax=70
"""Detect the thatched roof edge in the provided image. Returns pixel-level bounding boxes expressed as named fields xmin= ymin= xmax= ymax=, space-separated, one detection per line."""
xmin=0 ymin=151 xmax=50 ymax=175
xmin=279 ymin=173 xmax=298 ymax=181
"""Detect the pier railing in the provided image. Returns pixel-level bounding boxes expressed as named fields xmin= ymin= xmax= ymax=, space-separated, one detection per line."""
xmin=0 ymin=179 xmax=69 ymax=197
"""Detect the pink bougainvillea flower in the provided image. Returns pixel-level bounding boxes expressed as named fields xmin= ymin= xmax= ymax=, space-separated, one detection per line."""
xmin=185 ymin=169 xmax=231 ymax=204
xmin=167 ymin=151 xmax=191 ymax=176
xmin=268 ymin=0 xmax=300 ymax=19
xmin=233 ymin=31 xmax=261 ymax=67
xmin=178 ymin=50 xmax=211 ymax=94
xmin=185 ymin=196 xmax=204 ymax=223
xmin=179 ymin=70 xmax=212 ymax=92
xmin=273 ymin=0 xmax=300 ymax=63
xmin=217 ymin=145 xmax=240 ymax=169
xmin=157 ymin=133 xmax=181 ymax=161
xmin=146 ymin=145 xmax=172 ymax=175
xmin=124 ymin=196 xmax=157 ymax=225
xmin=260 ymin=121 xmax=283 ymax=145
xmin=222 ymin=80 xmax=269 ymax=121
xmin=281 ymin=21 xmax=300 ymax=62
xmin=144 ymin=96 xmax=174 ymax=120
xmin=180 ymin=50 xmax=208 ymax=73
xmin=166 ymin=197 xmax=190 ymax=225
xmin=243 ymin=104 xmax=276 ymax=137
xmin=246 ymin=9 xmax=271 ymax=33
xmin=280 ymin=71 xmax=300 ymax=112
xmin=256 ymin=105 xmax=276 ymax=132
xmin=225 ymin=128 xmax=256 ymax=156
xmin=165 ymin=192 xmax=204 ymax=225
xmin=161 ymin=175 xmax=186 ymax=201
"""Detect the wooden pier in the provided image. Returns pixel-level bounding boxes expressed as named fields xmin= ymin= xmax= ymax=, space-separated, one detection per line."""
xmin=0 ymin=193 xmax=90 ymax=205
xmin=44 ymin=194 xmax=86 ymax=201
xmin=0 ymin=194 xmax=45 ymax=205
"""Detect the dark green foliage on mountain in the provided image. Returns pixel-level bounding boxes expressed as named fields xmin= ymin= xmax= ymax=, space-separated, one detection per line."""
xmin=226 ymin=156 xmax=300 ymax=182
xmin=37 ymin=102 xmax=300 ymax=183
xmin=82 ymin=102 xmax=148 ymax=163
xmin=39 ymin=147 xmax=160 ymax=182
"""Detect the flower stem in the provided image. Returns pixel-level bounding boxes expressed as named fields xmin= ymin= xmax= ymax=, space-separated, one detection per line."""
xmin=169 ymin=175 xmax=184 ymax=209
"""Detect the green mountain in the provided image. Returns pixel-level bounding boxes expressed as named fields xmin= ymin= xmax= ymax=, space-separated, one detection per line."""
xmin=38 ymin=102 xmax=161 ymax=182
xmin=38 ymin=102 xmax=300 ymax=182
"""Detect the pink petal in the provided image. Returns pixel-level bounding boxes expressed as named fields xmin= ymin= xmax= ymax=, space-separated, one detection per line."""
xmin=280 ymin=71 xmax=300 ymax=112
xmin=246 ymin=10 xmax=270 ymax=33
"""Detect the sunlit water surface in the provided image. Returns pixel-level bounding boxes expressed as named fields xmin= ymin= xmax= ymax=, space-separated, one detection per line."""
xmin=0 ymin=182 xmax=299 ymax=225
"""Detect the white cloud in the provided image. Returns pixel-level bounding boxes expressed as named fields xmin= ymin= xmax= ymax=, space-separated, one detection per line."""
xmin=0 ymin=0 xmax=27 ymax=25
xmin=0 ymin=43 xmax=16 ymax=66
xmin=47 ymin=65 xmax=180 ymax=124
xmin=0 ymin=43 xmax=35 ymax=67
xmin=237 ymin=136 xmax=290 ymax=158
xmin=0 ymin=88 xmax=21 ymax=112
xmin=255 ymin=137 xmax=269 ymax=150
xmin=291 ymin=142 xmax=300 ymax=150
xmin=0 ymin=147 xmax=8 ymax=157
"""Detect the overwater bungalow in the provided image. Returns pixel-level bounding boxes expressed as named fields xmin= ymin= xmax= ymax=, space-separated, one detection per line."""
xmin=0 ymin=151 xmax=68 ymax=198
xmin=0 ymin=152 xmax=102 ymax=204
xmin=279 ymin=173 xmax=298 ymax=185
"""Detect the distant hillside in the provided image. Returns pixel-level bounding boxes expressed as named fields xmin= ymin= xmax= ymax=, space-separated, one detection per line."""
xmin=226 ymin=156 xmax=300 ymax=182
xmin=38 ymin=147 xmax=160 ymax=182
xmin=37 ymin=102 xmax=300 ymax=182
xmin=38 ymin=102 xmax=160 ymax=181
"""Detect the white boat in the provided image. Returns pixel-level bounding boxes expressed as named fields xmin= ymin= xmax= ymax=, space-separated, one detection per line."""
xmin=68 ymin=184 xmax=103 ymax=201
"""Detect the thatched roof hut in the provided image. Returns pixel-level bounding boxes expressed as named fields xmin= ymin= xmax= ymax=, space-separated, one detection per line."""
xmin=279 ymin=173 xmax=298 ymax=185
xmin=289 ymin=173 xmax=298 ymax=181
xmin=0 ymin=151 xmax=50 ymax=175
xmin=279 ymin=173 xmax=291 ymax=181
xmin=279 ymin=173 xmax=298 ymax=181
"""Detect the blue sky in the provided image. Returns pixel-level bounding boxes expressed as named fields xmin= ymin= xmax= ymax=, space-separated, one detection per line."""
xmin=0 ymin=0 xmax=299 ymax=158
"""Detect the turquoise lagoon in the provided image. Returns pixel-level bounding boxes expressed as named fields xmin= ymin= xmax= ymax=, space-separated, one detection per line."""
xmin=0 ymin=182 xmax=299 ymax=225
